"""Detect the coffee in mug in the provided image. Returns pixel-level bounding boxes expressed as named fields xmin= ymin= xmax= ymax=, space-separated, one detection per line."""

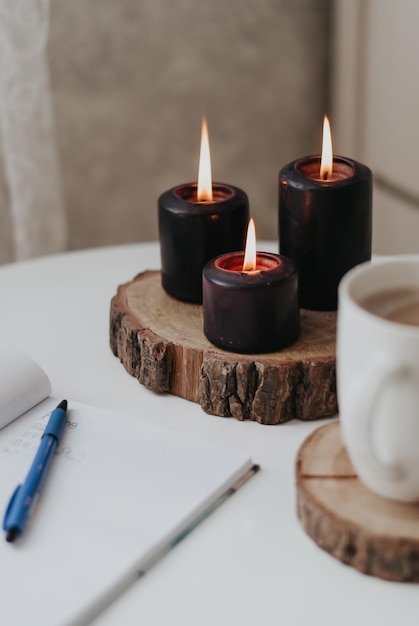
xmin=360 ymin=287 xmax=419 ymax=326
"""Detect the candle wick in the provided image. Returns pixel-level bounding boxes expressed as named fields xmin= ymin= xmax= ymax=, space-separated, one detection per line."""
xmin=323 ymin=171 xmax=329 ymax=181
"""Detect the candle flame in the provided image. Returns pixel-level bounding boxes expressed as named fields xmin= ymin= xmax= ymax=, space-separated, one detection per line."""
xmin=242 ymin=218 xmax=257 ymax=272
xmin=320 ymin=115 xmax=333 ymax=180
xmin=197 ymin=116 xmax=213 ymax=202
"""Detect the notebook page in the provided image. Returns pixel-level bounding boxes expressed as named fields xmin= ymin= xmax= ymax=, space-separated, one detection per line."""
xmin=0 ymin=342 xmax=51 ymax=429
xmin=0 ymin=398 xmax=254 ymax=626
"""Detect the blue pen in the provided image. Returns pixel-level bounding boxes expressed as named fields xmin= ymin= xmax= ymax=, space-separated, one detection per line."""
xmin=3 ymin=399 xmax=68 ymax=542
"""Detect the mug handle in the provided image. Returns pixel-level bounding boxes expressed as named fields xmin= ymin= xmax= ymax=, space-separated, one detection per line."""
xmin=345 ymin=356 xmax=406 ymax=482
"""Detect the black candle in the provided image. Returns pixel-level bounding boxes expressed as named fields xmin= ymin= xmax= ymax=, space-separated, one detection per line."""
xmin=159 ymin=183 xmax=249 ymax=303
xmin=158 ymin=117 xmax=249 ymax=303
xmin=203 ymin=221 xmax=300 ymax=353
xmin=278 ymin=117 xmax=372 ymax=311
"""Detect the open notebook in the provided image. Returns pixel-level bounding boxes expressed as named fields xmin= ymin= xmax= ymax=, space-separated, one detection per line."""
xmin=0 ymin=343 xmax=257 ymax=626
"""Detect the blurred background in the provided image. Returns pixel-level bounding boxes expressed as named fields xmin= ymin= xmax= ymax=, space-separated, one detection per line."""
xmin=0 ymin=0 xmax=418 ymax=263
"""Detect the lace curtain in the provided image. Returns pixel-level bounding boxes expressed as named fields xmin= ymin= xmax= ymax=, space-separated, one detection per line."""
xmin=0 ymin=0 xmax=66 ymax=261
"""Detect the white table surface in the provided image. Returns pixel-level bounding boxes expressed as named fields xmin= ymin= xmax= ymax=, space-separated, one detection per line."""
xmin=0 ymin=241 xmax=417 ymax=626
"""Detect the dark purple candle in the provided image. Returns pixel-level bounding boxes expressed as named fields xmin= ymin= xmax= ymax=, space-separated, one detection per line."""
xmin=158 ymin=118 xmax=249 ymax=304
xmin=159 ymin=183 xmax=249 ymax=303
xmin=278 ymin=118 xmax=372 ymax=311
xmin=203 ymin=223 xmax=299 ymax=353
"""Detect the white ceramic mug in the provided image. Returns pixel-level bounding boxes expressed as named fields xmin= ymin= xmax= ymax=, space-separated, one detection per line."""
xmin=337 ymin=255 xmax=419 ymax=501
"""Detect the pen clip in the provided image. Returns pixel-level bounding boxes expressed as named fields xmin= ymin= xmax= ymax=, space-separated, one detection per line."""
xmin=2 ymin=485 xmax=21 ymax=530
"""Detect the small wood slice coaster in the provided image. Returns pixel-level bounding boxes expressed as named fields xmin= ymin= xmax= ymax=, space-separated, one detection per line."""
xmin=296 ymin=422 xmax=419 ymax=581
xmin=110 ymin=270 xmax=337 ymax=425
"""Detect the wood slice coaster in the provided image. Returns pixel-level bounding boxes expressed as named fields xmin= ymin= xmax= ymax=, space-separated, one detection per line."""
xmin=296 ymin=422 xmax=419 ymax=581
xmin=110 ymin=270 xmax=337 ymax=425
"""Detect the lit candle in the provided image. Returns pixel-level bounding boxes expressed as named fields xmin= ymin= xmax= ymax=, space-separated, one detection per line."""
xmin=158 ymin=117 xmax=249 ymax=303
xmin=203 ymin=219 xmax=300 ymax=353
xmin=278 ymin=115 xmax=372 ymax=311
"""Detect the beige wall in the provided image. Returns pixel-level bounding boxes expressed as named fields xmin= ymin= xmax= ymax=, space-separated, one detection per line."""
xmin=44 ymin=0 xmax=331 ymax=254
xmin=332 ymin=0 xmax=419 ymax=254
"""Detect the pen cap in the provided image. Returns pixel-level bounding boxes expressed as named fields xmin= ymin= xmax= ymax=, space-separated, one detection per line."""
xmin=43 ymin=406 xmax=67 ymax=441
